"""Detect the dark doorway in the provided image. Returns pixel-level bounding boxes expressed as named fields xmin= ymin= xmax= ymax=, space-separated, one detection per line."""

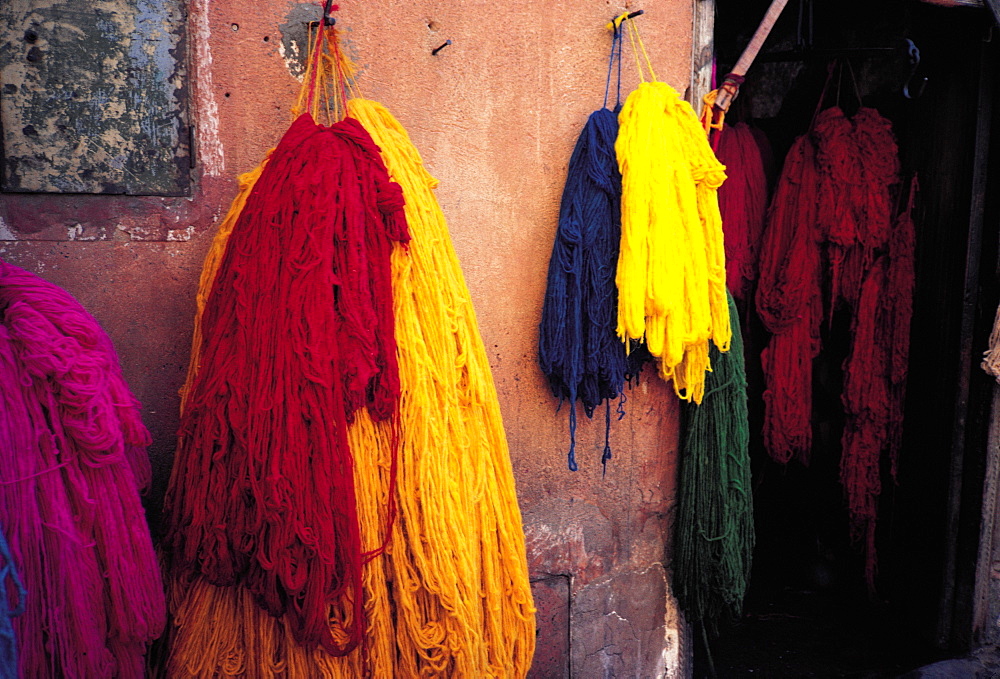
xmin=704 ymin=2 xmax=1000 ymax=676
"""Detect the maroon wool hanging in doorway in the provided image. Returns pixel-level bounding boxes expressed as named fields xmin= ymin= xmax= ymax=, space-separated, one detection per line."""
xmin=715 ymin=122 xmax=771 ymax=303
xmin=756 ymin=105 xmax=915 ymax=589
xmin=756 ymin=132 xmax=824 ymax=466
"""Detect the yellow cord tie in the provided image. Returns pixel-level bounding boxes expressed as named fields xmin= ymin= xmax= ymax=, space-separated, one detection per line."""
xmin=700 ymin=88 xmax=725 ymax=134
xmin=623 ymin=17 xmax=657 ymax=84
xmin=699 ymin=77 xmax=743 ymax=135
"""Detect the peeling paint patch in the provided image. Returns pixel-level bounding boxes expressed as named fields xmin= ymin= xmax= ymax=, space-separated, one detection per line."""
xmin=166 ymin=225 xmax=195 ymax=241
xmin=66 ymin=222 xmax=102 ymax=241
xmin=277 ymin=38 xmax=305 ymax=82
xmin=189 ymin=0 xmax=225 ymax=176
xmin=277 ymin=3 xmax=319 ymax=81
xmin=0 ymin=0 xmax=189 ymax=195
xmin=0 ymin=217 xmax=15 ymax=241
xmin=276 ymin=4 xmax=364 ymax=88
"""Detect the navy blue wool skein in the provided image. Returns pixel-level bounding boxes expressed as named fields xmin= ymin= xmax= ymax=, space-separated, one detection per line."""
xmin=0 ymin=526 xmax=25 ymax=679
xmin=538 ymin=107 xmax=628 ymax=472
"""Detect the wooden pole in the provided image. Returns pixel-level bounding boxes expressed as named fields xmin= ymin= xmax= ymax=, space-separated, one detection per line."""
xmin=713 ymin=0 xmax=790 ymax=112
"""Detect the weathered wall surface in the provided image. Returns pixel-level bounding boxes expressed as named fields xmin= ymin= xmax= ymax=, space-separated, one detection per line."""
xmin=0 ymin=1 xmax=693 ymax=676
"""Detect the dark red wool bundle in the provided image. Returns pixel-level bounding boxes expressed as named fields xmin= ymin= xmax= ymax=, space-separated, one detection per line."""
xmin=757 ymin=104 xmax=912 ymax=589
xmin=0 ymin=260 xmax=164 ymax=678
xmin=715 ymin=122 xmax=770 ymax=302
xmin=840 ymin=182 xmax=915 ymax=590
xmin=840 ymin=256 xmax=891 ymax=587
xmin=814 ymin=108 xmax=899 ymax=311
xmin=756 ymin=134 xmax=824 ymax=464
xmin=164 ymin=113 xmax=408 ymax=655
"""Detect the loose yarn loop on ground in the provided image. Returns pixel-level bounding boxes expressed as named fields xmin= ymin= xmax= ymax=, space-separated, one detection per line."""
xmin=0 ymin=260 xmax=164 ymax=678
xmin=538 ymin=107 xmax=629 ymax=471
xmin=0 ymin=527 xmax=25 ymax=679
xmin=615 ymin=80 xmax=731 ymax=403
xmin=674 ymin=291 xmax=754 ymax=626
xmin=164 ymin=113 xmax=409 ymax=656
xmin=715 ymin=122 xmax=769 ymax=303
xmin=165 ymin=98 xmax=536 ymax=678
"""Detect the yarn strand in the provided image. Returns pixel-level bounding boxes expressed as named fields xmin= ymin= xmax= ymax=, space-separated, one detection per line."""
xmin=0 ymin=526 xmax=25 ymax=679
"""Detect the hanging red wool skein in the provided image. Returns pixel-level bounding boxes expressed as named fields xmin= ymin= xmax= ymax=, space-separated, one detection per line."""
xmin=756 ymin=133 xmax=824 ymax=465
xmin=715 ymin=122 xmax=770 ymax=303
xmin=163 ymin=16 xmax=409 ymax=654
xmin=840 ymin=175 xmax=914 ymax=592
xmin=813 ymin=107 xmax=900 ymax=313
xmin=840 ymin=254 xmax=891 ymax=588
xmin=756 ymin=96 xmax=913 ymax=590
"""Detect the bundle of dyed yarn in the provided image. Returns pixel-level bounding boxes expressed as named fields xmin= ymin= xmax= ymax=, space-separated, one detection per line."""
xmin=0 ymin=526 xmax=25 ymax=679
xmin=0 ymin=260 xmax=164 ymax=678
xmin=615 ymin=75 xmax=731 ymax=404
xmin=164 ymin=23 xmax=535 ymax=678
xmin=756 ymin=106 xmax=915 ymax=588
xmin=164 ymin=110 xmax=409 ymax=655
xmin=539 ymin=106 xmax=629 ymax=471
xmin=714 ymin=122 xmax=770 ymax=303
xmin=539 ymin=25 xmax=638 ymax=472
xmin=673 ymin=292 xmax=754 ymax=627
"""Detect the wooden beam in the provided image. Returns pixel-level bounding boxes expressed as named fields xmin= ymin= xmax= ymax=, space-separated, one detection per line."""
xmin=689 ymin=0 xmax=715 ymax=107
xmin=973 ymin=383 xmax=1000 ymax=643
xmin=938 ymin=30 xmax=995 ymax=648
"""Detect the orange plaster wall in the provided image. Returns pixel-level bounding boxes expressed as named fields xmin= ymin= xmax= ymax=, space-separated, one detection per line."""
xmin=0 ymin=1 xmax=695 ymax=675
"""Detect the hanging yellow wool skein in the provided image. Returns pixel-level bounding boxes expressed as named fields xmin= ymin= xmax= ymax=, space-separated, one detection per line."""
xmin=615 ymin=20 xmax=730 ymax=403
xmin=348 ymin=96 xmax=536 ymax=677
xmin=165 ymin=23 xmax=535 ymax=678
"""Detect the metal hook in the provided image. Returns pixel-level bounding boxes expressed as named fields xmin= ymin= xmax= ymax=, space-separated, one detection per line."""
xmin=903 ymin=38 xmax=927 ymax=99
xmin=322 ymin=0 xmax=337 ymax=26
xmin=605 ymin=10 xmax=644 ymax=31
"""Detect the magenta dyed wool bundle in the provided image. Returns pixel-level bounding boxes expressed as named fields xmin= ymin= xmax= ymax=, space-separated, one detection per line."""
xmin=0 ymin=260 xmax=165 ymax=678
